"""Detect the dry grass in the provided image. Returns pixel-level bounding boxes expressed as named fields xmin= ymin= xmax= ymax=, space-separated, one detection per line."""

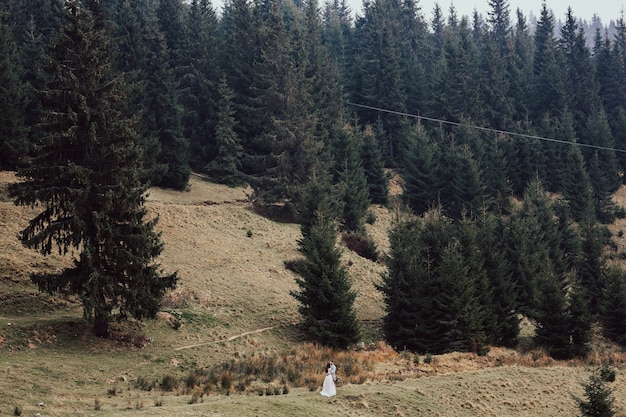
xmin=2 ymin=170 xmax=626 ymax=416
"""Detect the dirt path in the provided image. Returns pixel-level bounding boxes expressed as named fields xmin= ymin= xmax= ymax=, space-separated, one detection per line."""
xmin=173 ymin=325 xmax=279 ymax=351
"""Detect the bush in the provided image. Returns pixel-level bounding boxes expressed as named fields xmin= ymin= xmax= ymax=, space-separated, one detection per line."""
xmin=342 ymin=232 xmax=379 ymax=261
xmin=161 ymin=374 xmax=178 ymax=392
xmin=135 ymin=375 xmax=156 ymax=391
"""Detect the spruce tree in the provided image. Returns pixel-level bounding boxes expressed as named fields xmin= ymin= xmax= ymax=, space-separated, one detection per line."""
xmin=142 ymin=12 xmax=189 ymax=190
xmin=204 ymin=76 xmax=245 ymax=187
xmin=0 ymin=10 xmax=28 ymax=169
xmin=477 ymin=214 xmax=519 ymax=347
xmin=331 ymin=125 xmax=370 ymax=233
xmin=401 ymin=123 xmax=440 ymax=216
xmin=531 ymin=4 xmax=569 ymax=119
xmin=568 ymin=280 xmax=593 ymax=358
xmin=562 ymin=144 xmax=594 ymax=223
xmin=576 ymin=363 xmax=618 ymax=417
xmin=246 ymin=0 xmax=319 ymax=208
xmin=9 ymin=0 xmax=177 ymax=337
xmin=533 ymin=271 xmax=571 ymax=359
xmin=601 ymin=267 xmax=626 ymax=346
xmin=289 ymin=182 xmax=360 ymax=349
xmin=182 ymin=0 xmax=220 ymax=172
xmin=361 ymin=124 xmax=389 ymax=206
xmin=582 ymin=110 xmax=621 ymax=223
xmin=380 ymin=217 xmax=433 ymax=352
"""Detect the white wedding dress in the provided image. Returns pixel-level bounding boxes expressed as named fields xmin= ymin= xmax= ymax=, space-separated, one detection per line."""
xmin=320 ymin=373 xmax=336 ymax=397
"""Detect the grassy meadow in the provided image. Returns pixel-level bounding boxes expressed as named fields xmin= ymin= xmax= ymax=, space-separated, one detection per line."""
xmin=2 ymin=170 xmax=626 ymax=417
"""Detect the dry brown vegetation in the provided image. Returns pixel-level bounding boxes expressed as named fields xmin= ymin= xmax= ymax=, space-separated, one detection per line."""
xmin=1 ymin=170 xmax=626 ymax=416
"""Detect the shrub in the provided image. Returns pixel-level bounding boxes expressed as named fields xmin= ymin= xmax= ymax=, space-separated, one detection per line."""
xmin=161 ymin=374 xmax=178 ymax=392
xmin=220 ymin=372 xmax=233 ymax=391
xmin=13 ymin=405 xmax=21 ymax=416
xmin=341 ymin=232 xmax=379 ymax=261
xmin=135 ymin=375 xmax=156 ymax=391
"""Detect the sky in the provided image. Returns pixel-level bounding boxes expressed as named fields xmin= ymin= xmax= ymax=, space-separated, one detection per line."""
xmin=407 ymin=1 xmax=624 ymax=24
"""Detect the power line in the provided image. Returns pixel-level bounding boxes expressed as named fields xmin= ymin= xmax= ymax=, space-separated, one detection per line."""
xmin=347 ymin=102 xmax=626 ymax=154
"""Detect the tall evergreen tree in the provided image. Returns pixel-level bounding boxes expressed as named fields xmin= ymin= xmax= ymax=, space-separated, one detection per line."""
xmin=9 ymin=0 xmax=177 ymax=337
xmin=530 ymin=4 xmax=568 ymax=119
xmin=182 ymin=0 xmax=220 ymax=171
xmin=289 ymin=181 xmax=360 ymax=349
xmin=401 ymin=123 xmax=440 ymax=216
xmin=351 ymin=0 xmax=409 ymax=163
xmin=559 ymin=8 xmax=601 ymax=134
xmin=382 ymin=210 xmax=488 ymax=354
xmin=562 ymin=144 xmax=594 ymax=222
xmin=246 ymin=0 xmax=320 ymax=208
xmin=432 ymin=18 xmax=484 ymax=125
xmin=0 ymin=10 xmax=28 ymax=169
xmin=568 ymin=279 xmax=593 ymax=358
xmin=204 ymin=76 xmax=245 ymax=186
xmin=142 ymin=13 xmax=189 ymax=189
xmin=380 ymin=215 xmax=443 ymax=352
xmin=533 ymin=270 xmax=572 ymax=359
xmin=477 ymin=213 xmax=519 ymax=346
xmin=219 ymin=0 xmax=260 ymax=142
xmin=601 ymin=267 xmax=626 ymax=346
xmin=361 ymin=124 xmax=389 ymax=206
xmin=331 ymin=125 xmax=370 ymax=233
xmin=581 ymin=110 xmax=621 ymax=223
xmin=507 ymin=9 xmax=533 ymax=122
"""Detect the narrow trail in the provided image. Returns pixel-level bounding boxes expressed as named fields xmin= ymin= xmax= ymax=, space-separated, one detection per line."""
xmin=173 ymin=325 xmax=278 ymax=351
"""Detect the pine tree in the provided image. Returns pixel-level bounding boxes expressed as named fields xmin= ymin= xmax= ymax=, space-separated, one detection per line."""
xmin=9 ymin=0 xmax=177 ymax=337
xmin=331 ymin=125 xmax=370 ymax=233
xmin=382 ymin=210 xmax=489 ymax=354
xmin=559 ymin=8 xmax=601 ymax=134
xmin=351 ymin=0 xmax=409 ymax=163
xmin=477 ymin=214 xmax=519 ymax=347
xmin=576 ymin=363 xmax=618 ymax=417
xmin=142 ymin=13 xmax=189 ymax=190
xmin=182 ymin=0 xmax=220 ymax=171
xmin=507 ymin=10 xmax=533 ymax=121
xmin=360 ymin=124 xmax=389 ymax=206
xmin=432 ymin=18 xmax=484 ymax=125
xmin=534 ymin=271 xmax=572 ymax=359
xmin=531 ymin=5 xmax=569 ymax=119
xmin=401 ymin=123 xmax=440 ymax=216
xmin=246 ymin=0 xmax=320 ymax=208
xmin=568 ymin=279 xmax=593 ymax=358
xmin=219 ymin=0 xmax=260 ymax=142
xmin=380 ymin=217 xmax=434 ymax=352
xmin=0 ymin=9 xmax=28 ymax=169
xmin=562 ymin=144 xmax=594 ymax=222
xmin=289 ymin=183 xmax=360 ymax=349
xmin=204 ymin=76 xmax=245 ymax=186
xmin=582 ymin=110 xmax=621 ymax=223
xmin=601 ymin=267 xmax=626 ymax=346
xmin=439 ymin=141 xmax=485 ymax=219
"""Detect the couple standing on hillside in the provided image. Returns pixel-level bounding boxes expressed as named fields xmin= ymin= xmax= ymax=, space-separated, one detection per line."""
xmin=320 ymin=361 xmax=337 ymax=397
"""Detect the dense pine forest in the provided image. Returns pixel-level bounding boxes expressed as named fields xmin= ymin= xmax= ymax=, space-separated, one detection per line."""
xmin=2 ymin=0 xmax=626 ymax=360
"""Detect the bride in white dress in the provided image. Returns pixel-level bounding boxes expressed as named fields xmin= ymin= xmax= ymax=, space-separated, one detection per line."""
xmin=320 ymin=362 xmax=336 ymax=397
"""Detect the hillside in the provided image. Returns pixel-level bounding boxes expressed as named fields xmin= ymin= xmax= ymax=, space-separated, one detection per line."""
xmin=1 ymin=170 xmax=626 ymax=417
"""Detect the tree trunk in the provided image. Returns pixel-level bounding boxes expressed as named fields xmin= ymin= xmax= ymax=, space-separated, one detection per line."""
xmin=93 ymin=313 xmax=109 ymax=338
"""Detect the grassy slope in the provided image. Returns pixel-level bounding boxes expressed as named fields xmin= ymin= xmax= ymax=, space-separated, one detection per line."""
xmin=1 ymin=171 xmax=626 ymax=416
